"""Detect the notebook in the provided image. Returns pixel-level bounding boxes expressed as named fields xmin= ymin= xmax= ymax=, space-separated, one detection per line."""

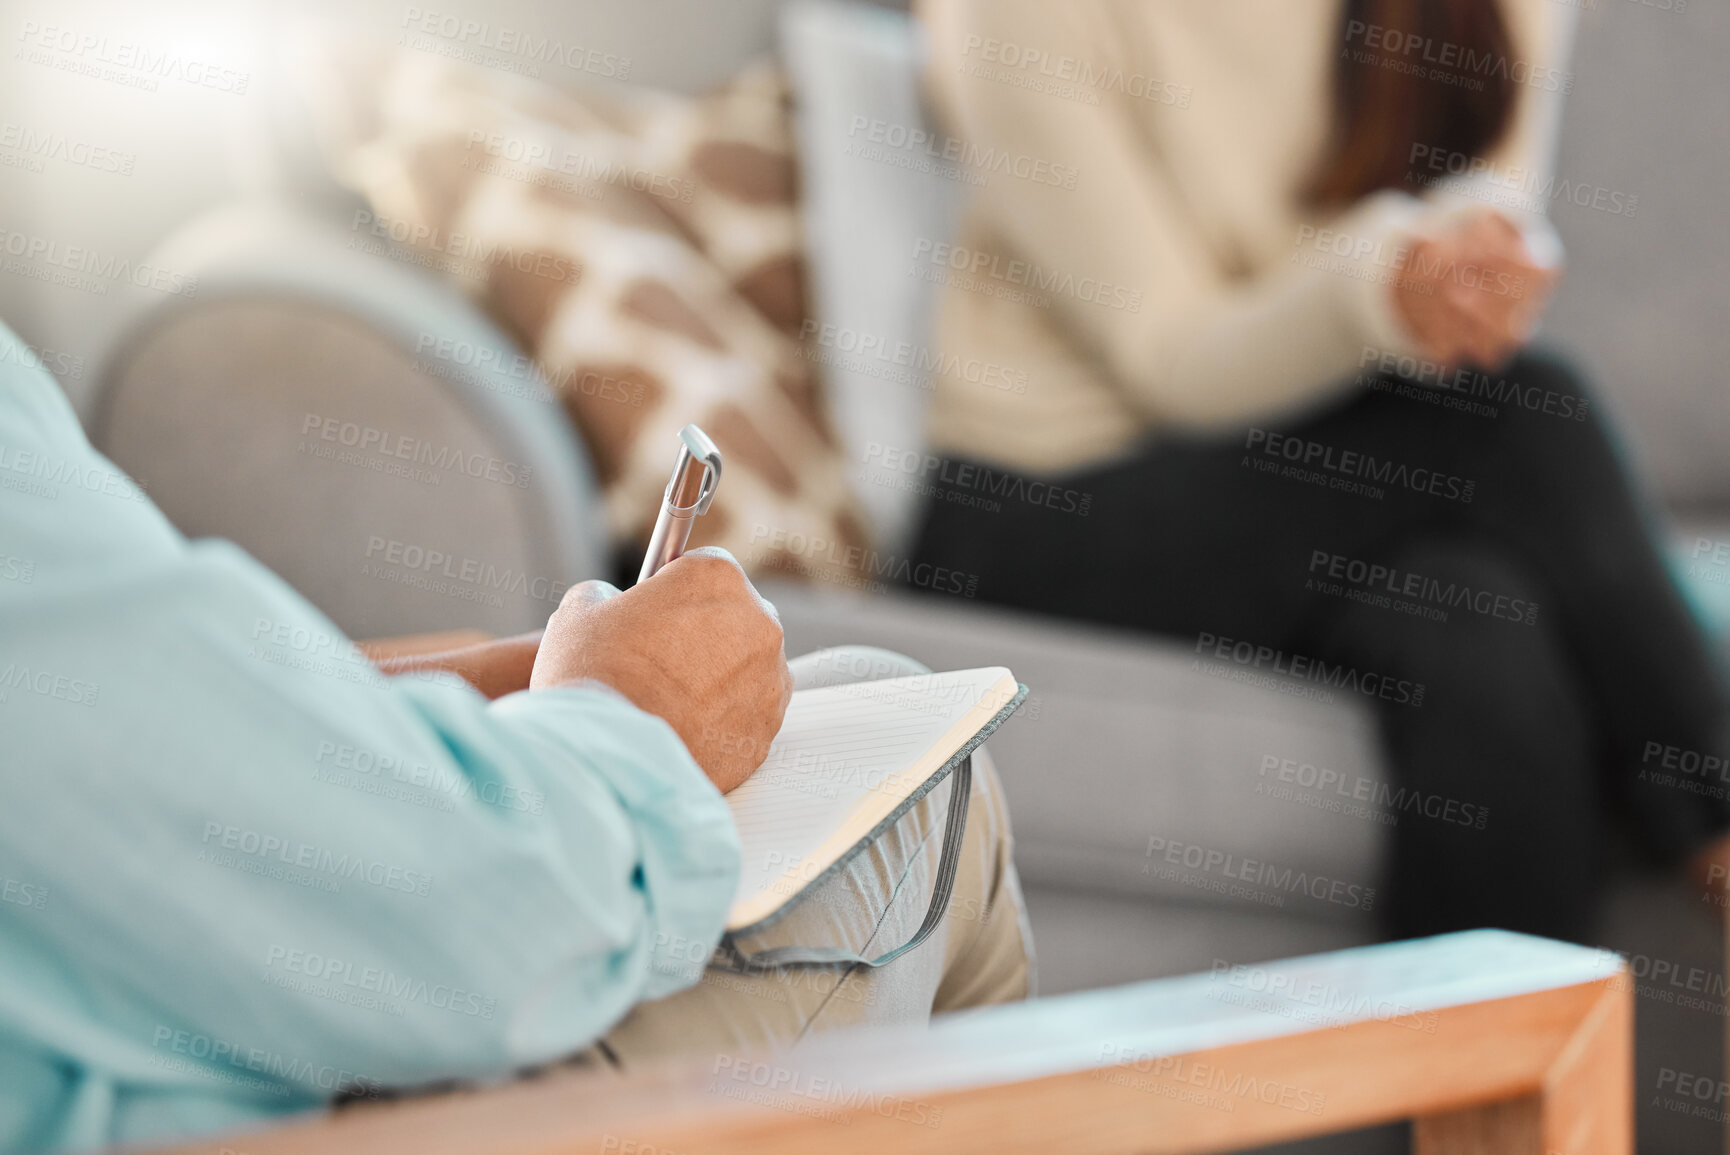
xmin=724 ymin=666 xmax=1026 ymax=933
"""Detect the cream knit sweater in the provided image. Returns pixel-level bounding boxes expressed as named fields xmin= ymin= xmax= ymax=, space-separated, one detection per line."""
xmin=916 ymin=0 xmax=1575 ymax=473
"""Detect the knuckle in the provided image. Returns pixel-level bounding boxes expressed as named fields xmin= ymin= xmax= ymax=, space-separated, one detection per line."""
xmin=684 ymin=553 xmax=726 ymax=579
xmin=697 ymin=555 xmax=749 ymax=594
xmin=754 ymin=621 xmax=784 ymax=658
xmin=559 ymin=581 xmax=592 ymax=606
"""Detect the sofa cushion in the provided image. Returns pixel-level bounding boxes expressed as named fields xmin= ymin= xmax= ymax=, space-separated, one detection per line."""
xmin=1020 ymin=884 xmax=1381 ymax=998
xmin=769 ymin=581 xmax=1388 ymax=922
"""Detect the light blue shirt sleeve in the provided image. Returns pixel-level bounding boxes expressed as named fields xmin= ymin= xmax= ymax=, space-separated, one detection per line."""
xmin=0 ymin=323 xmax=741 ymax=1154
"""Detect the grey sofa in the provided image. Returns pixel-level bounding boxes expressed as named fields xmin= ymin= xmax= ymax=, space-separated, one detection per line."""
xmin=85 ymin=4 xmax=1729 ymax=1152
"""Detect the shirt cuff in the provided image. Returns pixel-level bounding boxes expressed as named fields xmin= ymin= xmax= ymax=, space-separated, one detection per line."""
xmin=488 ymin=686 xmax=742 ymax=1016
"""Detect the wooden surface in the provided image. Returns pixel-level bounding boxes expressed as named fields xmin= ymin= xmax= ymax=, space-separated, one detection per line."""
xmin=1415 ymin=1095 xmax=1544 ymax=1154
xmin=147 ymin=931 xmax=1631 ymax=1155
xmin=1414 ymin=971 xmax=1631 ymax=1154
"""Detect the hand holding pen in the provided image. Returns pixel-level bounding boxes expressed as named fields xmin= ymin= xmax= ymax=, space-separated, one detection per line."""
xmin=529 ymin=423 xmax=792 ymax=788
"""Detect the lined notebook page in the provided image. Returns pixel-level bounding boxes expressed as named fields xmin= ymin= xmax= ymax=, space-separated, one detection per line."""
xmin=725 ymin=666 xmax=1016 ymax=931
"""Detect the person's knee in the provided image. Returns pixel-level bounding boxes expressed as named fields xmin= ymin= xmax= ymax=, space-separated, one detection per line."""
xmin=1367 ymin=538 xmax=1594 ymax=786
xmin=1331 ymin=536 xmax=1570 ymax=725
xmin=1394 ymin=538 xmax=1544 ymax=620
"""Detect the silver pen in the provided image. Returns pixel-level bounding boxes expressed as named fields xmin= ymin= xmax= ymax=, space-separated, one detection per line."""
xmin=637 ymin=424 xmax=724 ymax=584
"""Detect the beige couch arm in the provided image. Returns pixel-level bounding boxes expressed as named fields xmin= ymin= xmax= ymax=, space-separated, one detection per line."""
xmin=145 ymin=931 xmax=1629 ymax=1155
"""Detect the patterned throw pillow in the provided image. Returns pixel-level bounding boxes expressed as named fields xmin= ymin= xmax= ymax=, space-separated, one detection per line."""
xmin=299 ymin=43 xmax=870 ymax=582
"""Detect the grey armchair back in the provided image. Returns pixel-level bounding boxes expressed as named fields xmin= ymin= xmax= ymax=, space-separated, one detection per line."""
xmin=91 ymin=203 xmax=606 ymax=640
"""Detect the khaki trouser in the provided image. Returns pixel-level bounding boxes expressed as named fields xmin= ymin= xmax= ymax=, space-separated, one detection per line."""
xmin=597 ymin=646 xmax=1035 ymax=1066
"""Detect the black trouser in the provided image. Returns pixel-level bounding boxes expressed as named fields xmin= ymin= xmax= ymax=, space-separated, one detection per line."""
xmin=910 ymin=351 xmax=1730 ymax=942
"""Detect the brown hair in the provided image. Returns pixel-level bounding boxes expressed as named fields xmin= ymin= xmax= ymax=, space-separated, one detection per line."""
xmin=1307 ymin=0 xmax=1519 ymax=205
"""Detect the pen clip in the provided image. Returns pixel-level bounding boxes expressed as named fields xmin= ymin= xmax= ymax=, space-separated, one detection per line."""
xmin=672 ymin=423 xmax=723 ymax=515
